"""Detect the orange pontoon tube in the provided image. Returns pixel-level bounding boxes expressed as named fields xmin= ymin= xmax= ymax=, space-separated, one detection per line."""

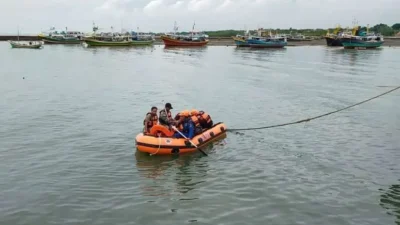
xmin=135 ymin=122 xmax=227 ymax=155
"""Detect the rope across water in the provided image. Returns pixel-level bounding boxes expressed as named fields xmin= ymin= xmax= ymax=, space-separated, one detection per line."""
xmin=228 ymin=86 xmax=400 ymax=132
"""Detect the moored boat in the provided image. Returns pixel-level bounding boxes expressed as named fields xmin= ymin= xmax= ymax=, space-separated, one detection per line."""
xmin=83 ymin=24 xmax=154 ymax=47
xmin=232 ymin=35 xmax=250 ymax=47
xmin=38 ymin=27 xmax=84 ymax=44
xmin=247 ymin=36 xmax=287 ymax=48
xmin=325 ymin=25 xmax=344 ymax=46
xmin=84 ymin=38 xmax=153 ymax=47
xmin=340 ymin=25 xmax=384 ymax=49
xmin=161 ymin=34 xmax=209 ymax=47
xmin=232 ymin=30 xmax=251 ymax=47
xmin=233 ymin=28 xmax=287 ymax=48
xmin=135 ymin=122 xmax=227 ymax=155
xmin=161 ymin=21 xmax=209 ymax=47
xmin=8 ymin=40 xmax=43 ymax=49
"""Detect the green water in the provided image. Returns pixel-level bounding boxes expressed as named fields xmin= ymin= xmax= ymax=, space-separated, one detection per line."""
xmin=1 ymin=43 xmax=400 ymax=225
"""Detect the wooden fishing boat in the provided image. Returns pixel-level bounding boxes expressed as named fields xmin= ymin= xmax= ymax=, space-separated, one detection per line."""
xmin=8 ymin=40 xmax=43 ymax=49
xmin=83 ymin=24 xmax=154 ymax=47
xmin=161 ymin=34 xmax=208 ymax=47
xmin=161 ymin=21 xmax=209 ymax=47
xmin=38 ymin=28 xmax=84 ymax=44
xmin=135 ymin=122 xmax=227 ymax=155
xmin=84 ymin=38 xmax=153 ymax=47
xmin=9 ymin=27 xmax=43 ymax=49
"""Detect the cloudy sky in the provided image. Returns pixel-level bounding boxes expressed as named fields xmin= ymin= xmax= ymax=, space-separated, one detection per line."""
xmin=1 ymin=0 xmax=398 ymax=34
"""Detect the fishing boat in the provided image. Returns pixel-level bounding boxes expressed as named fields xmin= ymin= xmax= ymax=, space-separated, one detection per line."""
xmin=247 ymin=36 xmax=287 ymax=48
xmin=325 ymin=25 xmax=344 ymax=46
xmin=232 ymin=35 xmax=250 ymax=47
xmin=131 ymin=31 xmax=155 ymax=41
xmin=8 ymin=27 xmax=43 ymax=49
xmin=340 ymin=25 xmax=384 ymax=49
xmin=135 ymin=122 xmax=227 ymax=155
xmin=84 ymin=37 xmax=153 ymax=47
xmin=8 ymin=40 xmax=43 ymax=49
xmin=161 ymin=21 xmax=209 ymax=47
xmin=247 ymin=29 xmax=287 ymax=48
xmin=232 ymin=28 xmax=287 ymax=48
xmin=38 ymin=27 xmax=84 ymax=44
xmin=232 ymin=29 xmax=251 ymax=47
xmin=83 ymin=24 xmax=154 ymax=47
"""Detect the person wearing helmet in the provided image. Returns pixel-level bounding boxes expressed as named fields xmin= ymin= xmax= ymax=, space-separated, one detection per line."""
xmin=173 ymin=110 xmax=195 ymax=139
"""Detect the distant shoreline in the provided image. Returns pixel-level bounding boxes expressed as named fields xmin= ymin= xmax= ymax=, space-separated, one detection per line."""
xmin=1 ymin=36 xmax=400 ymax=46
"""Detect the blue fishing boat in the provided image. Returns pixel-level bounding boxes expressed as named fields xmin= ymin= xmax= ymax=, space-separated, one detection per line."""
xmin=232 ymin=28 xmax=287 ymax=48
xmin=247 ymin=36 xmax=287 ymax=48
xmin=340 ymin=25 xmax=384 ymax=49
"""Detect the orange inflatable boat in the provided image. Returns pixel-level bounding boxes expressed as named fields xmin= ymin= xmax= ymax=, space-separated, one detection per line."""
xmin=135 ymin=122 xmax=227 ymax=155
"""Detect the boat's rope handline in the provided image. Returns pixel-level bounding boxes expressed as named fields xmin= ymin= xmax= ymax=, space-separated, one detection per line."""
xmin=228 ymin=85 xmax=400 ymax=132
xmin=150 ymin=133 xmax=162 ymax=156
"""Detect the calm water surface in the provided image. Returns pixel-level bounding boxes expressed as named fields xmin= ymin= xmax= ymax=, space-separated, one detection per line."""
xmin=1 ymin=42 xmax=400 ymax=225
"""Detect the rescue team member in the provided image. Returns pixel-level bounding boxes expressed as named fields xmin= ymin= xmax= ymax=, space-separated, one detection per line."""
xmin=189 ymin=109 xmax=203 ymax=134
xmin=191 ymin=109 xmax=213 ymax=129
xmin=173 ymin=110 xmax=195 ymax=139
xmin=143 ymin=106 xmax=158 ymax=134
xmin=159 ymin=103 xmax=175 ymax=127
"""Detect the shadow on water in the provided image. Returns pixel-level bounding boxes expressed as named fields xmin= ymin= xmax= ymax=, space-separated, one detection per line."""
xmin=379 ymin=182 xmax=400 ymax=225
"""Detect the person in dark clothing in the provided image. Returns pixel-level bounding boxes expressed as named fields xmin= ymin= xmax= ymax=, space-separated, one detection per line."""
xmin=173 ymin=110 xmax=195 ymax=139
xmin=159 ymin=103 xmax=174 ymax=126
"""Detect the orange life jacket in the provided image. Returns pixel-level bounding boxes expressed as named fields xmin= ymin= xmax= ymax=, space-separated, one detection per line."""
xmin=191 ymin=115 xmax=202 ymax=128
xmin=143 ymin=112 xmax=158 ymax=130
xmin=198 ymin=111 xmax=212 ymax=126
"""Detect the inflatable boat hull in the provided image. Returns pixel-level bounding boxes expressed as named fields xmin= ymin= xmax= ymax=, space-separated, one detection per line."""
xmin=135 ymin=122 xmax=227 ymax=155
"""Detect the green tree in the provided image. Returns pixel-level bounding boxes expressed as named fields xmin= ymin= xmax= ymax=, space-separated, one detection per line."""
xmin=372 ymin=23 xmax=394 ymax=36
xmin=392 ymin=23 xmax=400 ymax=30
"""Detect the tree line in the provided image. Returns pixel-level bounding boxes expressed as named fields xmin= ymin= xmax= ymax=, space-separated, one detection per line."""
xmin=164 ymin=23 xmax=399 ymax=37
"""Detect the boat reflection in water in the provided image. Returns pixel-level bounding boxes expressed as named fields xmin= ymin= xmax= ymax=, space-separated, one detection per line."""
xmin=134 ymin=141 xmax=226 ymax=197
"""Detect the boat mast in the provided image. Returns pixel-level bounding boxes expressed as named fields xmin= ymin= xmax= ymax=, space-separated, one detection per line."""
xmin=17 ymin=25 xmax=19 ymax=41
xmin=191 ymin=21 xmax=195 ymax=37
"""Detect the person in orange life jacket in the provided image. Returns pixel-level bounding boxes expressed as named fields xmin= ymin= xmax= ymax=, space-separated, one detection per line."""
xmin=173 ymin=110 xmax=195 ymax=139
xmin=159 ymin=103 xmax=175 ymax=127
xmin=143 ymin=106 xmax=158 ymax=134
xmin=190 ymin=109 xmax=213 ymax=129
xmin=173 ymin=110 xmax=187 ymax=131
xmin=188 ymin=109 xmax=203 ymax=134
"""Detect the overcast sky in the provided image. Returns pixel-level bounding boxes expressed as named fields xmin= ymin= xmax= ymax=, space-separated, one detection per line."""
xmin=1 ymin=0 xmax=398 ymax=34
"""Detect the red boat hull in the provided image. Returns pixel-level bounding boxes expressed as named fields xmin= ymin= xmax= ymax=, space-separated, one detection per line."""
xmin=160 ymin=35 xmax=208 ymax=47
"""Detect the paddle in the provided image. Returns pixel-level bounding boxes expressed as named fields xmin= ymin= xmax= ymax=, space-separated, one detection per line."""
xmin=171 ymin=126 xmax=208 ymax=156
